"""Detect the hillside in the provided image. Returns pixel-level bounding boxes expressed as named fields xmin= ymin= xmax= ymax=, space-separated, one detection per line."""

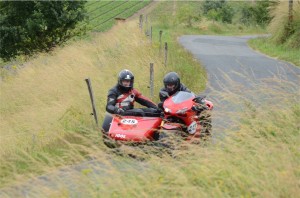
xmin=0 ymin=1 xmax=299 ymax=197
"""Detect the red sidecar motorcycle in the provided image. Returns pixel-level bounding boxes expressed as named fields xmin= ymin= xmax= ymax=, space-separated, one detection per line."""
xmin=102 ymin=91 xmax=213 ymax=147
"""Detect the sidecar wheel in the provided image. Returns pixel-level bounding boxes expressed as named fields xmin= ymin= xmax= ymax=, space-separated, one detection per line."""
xmin=199 ymin=110 xmax=212 ymax=138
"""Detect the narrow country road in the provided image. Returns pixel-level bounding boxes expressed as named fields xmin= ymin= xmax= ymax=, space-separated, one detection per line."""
xmin=179 ymin=35 xmax=300 ymax=133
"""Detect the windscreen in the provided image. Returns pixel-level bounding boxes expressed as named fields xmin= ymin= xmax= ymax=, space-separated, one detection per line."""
xmin=172 ymin=91 xmax=194 ymax=104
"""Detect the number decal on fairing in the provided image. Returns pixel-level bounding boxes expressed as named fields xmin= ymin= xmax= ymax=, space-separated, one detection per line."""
xmin=120 ymin=119 xmax=138 ymax=125
xmin=115 ymin=134 xmax=126 ymax=138
xmin=187 ymin=121 xmax=197 ymax=134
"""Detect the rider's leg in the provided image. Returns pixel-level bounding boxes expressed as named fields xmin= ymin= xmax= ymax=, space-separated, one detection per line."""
xmin=102 ymin=113 xmax=113 ymax=133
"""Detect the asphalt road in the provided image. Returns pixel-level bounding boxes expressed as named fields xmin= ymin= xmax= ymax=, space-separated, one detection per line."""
xmin=179 ymin=35 xmax=300 ymax=133
xmin=1 ymin=35 xmax=299 ymax=197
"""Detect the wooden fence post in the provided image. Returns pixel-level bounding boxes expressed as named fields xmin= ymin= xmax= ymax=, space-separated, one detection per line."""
xmin=32 ymin=134 xmax=36 ymax=149
xmin=159 ymin=30 xmax=163 ymax=53
xmin=150 ymin=26 xmax=153 ymax=43
xmin=85 ymin=78 xmax=99 ymax=126
xmin=145 ymin=15 xmax=148 ymax=35
xmin=150 ymin=63 xmax=154 ymax=98
xmin=164 ymin=42 xmax=168 ymax=66
xmin=139 ymin=14 xmax=143 ymax=32
xmin=288 ymin=0 xmax=293 ymax=24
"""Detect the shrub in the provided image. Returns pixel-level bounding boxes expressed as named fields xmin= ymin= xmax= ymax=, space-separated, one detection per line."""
xmin=177 ymin=4 xmax=201 ymax=27
xmin=240 ymin=0 xmax=272 ymax=26
xmin=202 ymin=0 xmax=234 ymax=24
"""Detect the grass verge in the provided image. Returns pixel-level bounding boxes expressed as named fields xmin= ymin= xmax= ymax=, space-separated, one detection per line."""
xmin=248 ymin=37 xmax=300 ymax=67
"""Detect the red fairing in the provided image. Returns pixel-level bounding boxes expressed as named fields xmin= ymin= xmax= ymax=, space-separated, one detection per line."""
xmin=108 ymin=116 xmax=162 ymax=142
xmin=162 ymin=92 xmax=213 ymax=141
xmin=163 ymin=92 xmax=196 ymax=131
xmin=205 ymin=100 xmax=213 ymax=110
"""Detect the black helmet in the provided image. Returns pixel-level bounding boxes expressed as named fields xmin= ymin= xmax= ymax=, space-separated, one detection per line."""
xmin=118 ymin=69 xmax=134 ymax=92
xmin=163 ymin=72 xmax=180 ymax=94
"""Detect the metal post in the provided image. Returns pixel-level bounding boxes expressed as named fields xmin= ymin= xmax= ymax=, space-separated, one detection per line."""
xmin=150 ymin=63 xmax=154 ymax=98
xmin=85 ymin=78 xmax=98 ymax=126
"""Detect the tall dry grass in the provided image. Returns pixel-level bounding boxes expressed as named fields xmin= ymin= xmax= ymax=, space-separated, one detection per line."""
xmin=1 ymin=1 xmax=299 ymax=197
xmin=1 ymin=76 xmax=299 ymax=198
xmin=268 ymin=0 xmax=300 ymax=48
xmin=0 ymin=12 xmax=206 ymax=187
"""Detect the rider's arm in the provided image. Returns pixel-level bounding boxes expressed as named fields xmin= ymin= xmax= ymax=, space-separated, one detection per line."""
xmin=159 ymin=93 xmax=167 ymax=103
xmin=133 ymin=89 xmax=157 ymax=109
xmin=180 ymin=83 xmax=192 ymax=93
xmin=106 ymin=89 xmax=118 ymax=114
xmin=159 ymin=88 xmax=169 ymax=103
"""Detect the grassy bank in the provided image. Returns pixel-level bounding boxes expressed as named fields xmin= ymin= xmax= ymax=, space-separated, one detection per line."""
xmin=248 ymin=37 xmax=300 ymax=67
xmin=0 ymin=2 xmax=206 ymax=187
xmin=248 ymin=1 xmax=300 ymax=67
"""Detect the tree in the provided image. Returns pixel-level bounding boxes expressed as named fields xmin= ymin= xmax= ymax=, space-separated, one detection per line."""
xmin=177 ymin=5 xmax=200 ymax=27
xmin=202 ymin=0 xmax=226 ymax=15
xmin=202 ymin=0 xmax=234 ymax=24
xmin=0 ymin=1 xmax=87 ymax=61
xmin=240 ymin=0 xmax=272 ymax=26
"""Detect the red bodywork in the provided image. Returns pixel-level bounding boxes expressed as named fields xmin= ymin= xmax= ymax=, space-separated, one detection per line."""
xmin=107 ymin=91 xmax=213 ymax=143
xmin=162 ymin=92 xmax=213 ymax=141
xmin=108 ymin=115 xmax=162 ymax=142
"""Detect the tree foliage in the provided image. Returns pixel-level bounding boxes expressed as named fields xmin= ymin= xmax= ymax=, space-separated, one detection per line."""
xmin=0 ymin=1 xmax=87 ymax=61
xmin=202 ymin=0 xmax=234 ymax=23
xmin=240 ymin=0 xmax=273 ymax=26
xmin=177 ymin=5 xmax=201 ymax=27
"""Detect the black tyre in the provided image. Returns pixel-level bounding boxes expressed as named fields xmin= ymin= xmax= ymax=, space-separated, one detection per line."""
xmin=199 ymin=110 xmax=212 ymax=138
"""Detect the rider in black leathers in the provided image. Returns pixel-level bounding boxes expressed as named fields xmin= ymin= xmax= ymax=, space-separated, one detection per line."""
xmin=102 ymin=69 xmax=159 ymax=132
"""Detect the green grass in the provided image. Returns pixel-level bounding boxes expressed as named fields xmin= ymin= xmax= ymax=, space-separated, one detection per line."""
xmin=248 ymin=37 xmax=300 ymax=67
xmin=247 ymin=1 xmax=300 ymax=66
xmin=148 ymin=1 xmax=266 ymax=36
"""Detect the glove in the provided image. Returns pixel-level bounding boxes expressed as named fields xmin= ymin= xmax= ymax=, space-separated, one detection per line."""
xmin=115 ymin=108 xmax=125 ymax=115
xmin=192 ymin=104 xmax=207 ymax=112
xmin=157 ymin=102 xmax=163 ymax=110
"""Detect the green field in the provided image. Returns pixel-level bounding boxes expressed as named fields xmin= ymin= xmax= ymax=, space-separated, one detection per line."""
xmin=85 ymin=0 xmax=151 ymax=32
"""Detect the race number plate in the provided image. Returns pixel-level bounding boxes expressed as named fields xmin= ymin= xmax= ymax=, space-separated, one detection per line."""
xmin=120 ymin=118 xmax=138 ymax=125
xmin=187 ymin=121 xmax=197 ymax=134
